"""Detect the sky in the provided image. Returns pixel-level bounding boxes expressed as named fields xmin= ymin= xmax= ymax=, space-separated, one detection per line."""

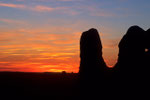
xmin=0 ymin=0 xmax=150 ymax=73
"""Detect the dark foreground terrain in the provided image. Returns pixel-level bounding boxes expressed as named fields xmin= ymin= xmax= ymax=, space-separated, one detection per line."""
xmin=0 ymin=71 xmax=149 ymax=100
xmin=0 ymin=72 xmax=79 ymax=99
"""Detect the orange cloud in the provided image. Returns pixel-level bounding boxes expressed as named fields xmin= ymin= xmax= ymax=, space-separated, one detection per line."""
xmin=0 ymin=18 xmax=25 ymax=24
xmin=0 ymin=2 xmax=53 ymax=12
xmin=33 ymin=5 xmax=54 ymax=12
xmin=0 ymin=2 xmax=25 ymax=8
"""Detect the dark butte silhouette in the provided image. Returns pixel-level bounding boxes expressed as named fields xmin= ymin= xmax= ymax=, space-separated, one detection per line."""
xmin=145 ymin=29 xmax=150 ymax=77
xmin=78 ymin=28 xmax=110 ymax=98
xmin=112 ymin=26 xmax=149 ymax=97
xmin=79 ymin=28 xmax=107 ymax=80
xmin=145 ymin=28 xmax=150 ymax=48
xmin=114 ymin=26 xmax=145 ymax=77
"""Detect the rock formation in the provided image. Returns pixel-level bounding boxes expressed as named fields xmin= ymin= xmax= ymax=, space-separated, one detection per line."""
xmin=79 ymin=28 xmax=107 ymax=80
xmin=114 ymin=26 xmax=145 ymax=76
xmin=78 ymin=28 xmax=108 ymax=98
xmin=144 ymin=28 xmax=150 ymax=76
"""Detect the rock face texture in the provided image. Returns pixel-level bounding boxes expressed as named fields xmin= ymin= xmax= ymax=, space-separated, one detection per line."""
xmin=79 ymin=28 xmax=107 ymax=81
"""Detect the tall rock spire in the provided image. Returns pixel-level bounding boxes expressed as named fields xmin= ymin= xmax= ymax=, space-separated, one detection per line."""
xmin=79 ymin=28 xmax=107 ymax=80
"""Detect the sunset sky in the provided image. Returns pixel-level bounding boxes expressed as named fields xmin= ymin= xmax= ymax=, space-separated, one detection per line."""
xmin=0 ymin=0 xmax=150 ymax=73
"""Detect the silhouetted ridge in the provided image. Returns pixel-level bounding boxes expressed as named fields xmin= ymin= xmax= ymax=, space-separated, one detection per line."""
xmin=114 ymin=25 xmax=146 ymax=78
xmin=145 ymin=28 xmax=150 ymax=50
xmin=78 ymin=28 xmax=108 ymax=98
xmin=79 ymin=28 xmax=107 ymax=80
xmin=145 ymin=28 xmax=150 ymax=75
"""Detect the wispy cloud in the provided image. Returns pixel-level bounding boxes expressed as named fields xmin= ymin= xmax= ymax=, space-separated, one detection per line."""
xmin=0 ymin=18 xmax=25 ymax=24
xmin=0 ymin=2 xmax=54 ymax=12
xmin=0 ymin=2 xmax=114 ymax=17
xmin=0 ymin=2 xmax=25 ymax=8
xmin=0 ymin=2 xmax=79 ymax=16
xmin=77 ymin=5 xmax=115 ymax=17
xmin=33 ymin=5 xmax=54 ymax=12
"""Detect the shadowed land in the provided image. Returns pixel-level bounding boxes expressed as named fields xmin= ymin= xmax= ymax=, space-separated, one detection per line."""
xmin=0 ymin=72 xmax=79 ymax=99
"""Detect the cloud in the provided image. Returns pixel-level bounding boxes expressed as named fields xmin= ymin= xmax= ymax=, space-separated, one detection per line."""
xmin=0 ymin=1 xmax=113 ymax=17
xmin=103 ymin=39 xmax=119 ymax=48
xmin=0 ymin=2 xmax=79 ymax=16
xmin=0 ymin=2 xmax=25 ymax=8
xmin=0 ymin=0 xmax=119 ymax=17
xmin=33 ymin=5 xmax=54 ymax=12
xmin=0 ymin=18 xmax=26 ymax=25
xmin=77 ymin=5 xmax=115 ymax=17
xmin=0 ymin=2 xmax=54 ymax=12
xmin=31 ymin=5 xmax=79 ymax=15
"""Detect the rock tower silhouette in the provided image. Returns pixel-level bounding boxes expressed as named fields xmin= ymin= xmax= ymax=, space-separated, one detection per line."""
xmin=79 ymin=28 xmax=107 ymax=81
xmin=114 ymin=26 xmax=145 ymax=77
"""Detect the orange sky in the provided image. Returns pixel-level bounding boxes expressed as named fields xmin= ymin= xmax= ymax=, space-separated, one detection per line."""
xmin=0 ymin=27 xmax=81 ymax=73
xmin=0 ymin=12 xmax=119 ymax=73
xmin=0 ymin=26 xmax=118 ymax=73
